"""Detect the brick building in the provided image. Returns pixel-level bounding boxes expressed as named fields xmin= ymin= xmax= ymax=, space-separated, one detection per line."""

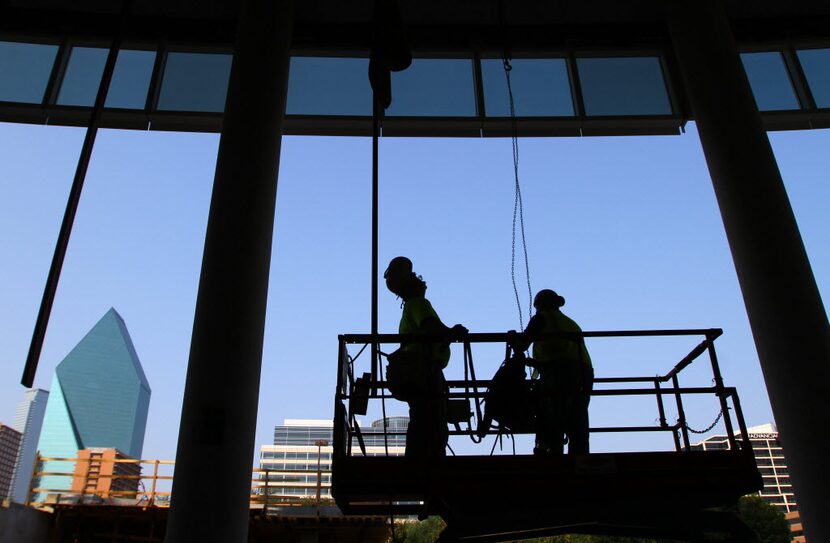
xmin=71 ymin=448 xmax=142 ymax=499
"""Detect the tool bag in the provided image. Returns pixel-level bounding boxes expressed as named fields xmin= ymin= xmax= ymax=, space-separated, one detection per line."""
xmin=385 ymin=348 xmax=431 ymax=402
xmin=480 ymin=354 xmax=536 ymax=434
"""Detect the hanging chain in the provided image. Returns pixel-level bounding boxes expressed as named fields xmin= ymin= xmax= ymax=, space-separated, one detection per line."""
xmin=504 ymin=58 xmax=533 ymax=331
xmin=685 ymin=409 xmax=724 ymax=434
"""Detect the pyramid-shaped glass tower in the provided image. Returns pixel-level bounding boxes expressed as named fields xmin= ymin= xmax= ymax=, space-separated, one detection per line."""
xmin=36 ymin=309 xmax=151 ymax=496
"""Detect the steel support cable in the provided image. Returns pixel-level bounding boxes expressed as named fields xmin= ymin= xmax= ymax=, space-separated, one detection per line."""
xmin=505 ymin=62 xmax=533 ymax=330
xmin=498 ymin=0 xmax=533 ymax=330
xmin=22 ymin=0 xmax=134 ymax=387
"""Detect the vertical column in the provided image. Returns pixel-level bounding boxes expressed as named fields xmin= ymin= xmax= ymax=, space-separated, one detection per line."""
xmin=165 ymin=0 xmax=293 ymax=542
xmin=667 ymin=2 xmax=830 ymax=541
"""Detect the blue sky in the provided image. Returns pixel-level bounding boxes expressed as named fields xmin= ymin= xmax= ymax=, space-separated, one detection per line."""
xmin=0 ymin=121 xmax=827 ymax=462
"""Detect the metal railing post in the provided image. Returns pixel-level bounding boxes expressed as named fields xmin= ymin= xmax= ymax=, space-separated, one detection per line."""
xmin=729 ymin=390 xmax=753 ymax=451
xmin=655 ymin=379 xmax=681 ymax=451
xmin=706 ymin=333 xmax=737 ymax=448
xmin=671 ymin=374 xmax=691 ymax=450
xmin=149 ymin=460 xmax=159 ymax=507
xmin=263 ymin=468 xmax=270 ymax=515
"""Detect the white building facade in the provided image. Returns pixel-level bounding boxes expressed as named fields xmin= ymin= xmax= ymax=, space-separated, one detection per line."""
xmin=259 ymin=417 xmax=407 ymax=502
xmin=9 ymin=388 xmax=48 ymax=503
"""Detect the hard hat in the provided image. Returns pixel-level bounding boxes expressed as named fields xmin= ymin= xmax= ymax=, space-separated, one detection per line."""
xmin=534 ymin=289 xmax=565 ymax=310
xmin=384 ymin=256 xmax=413 ymax=295
xmin=384 ymin=256 xmax=412 ymax=279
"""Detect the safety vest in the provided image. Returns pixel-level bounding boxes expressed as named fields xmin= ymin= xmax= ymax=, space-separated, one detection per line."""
xmin=532 ymin=309 xmax=592 ymax=368
xmin=399 ymin=297 xmax=451 ymax=368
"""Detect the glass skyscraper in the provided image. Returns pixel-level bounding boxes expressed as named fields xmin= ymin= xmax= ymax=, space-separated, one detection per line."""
xmin=35 ymin=308 xmax=151 ymax=497
xmin=9 ymin=388 xmax=48 ymax=503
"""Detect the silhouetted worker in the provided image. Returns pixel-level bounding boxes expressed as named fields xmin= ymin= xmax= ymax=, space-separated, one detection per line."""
xmin=512 ymin=289 xmax=594 ymax=455
xmin=384 ymin=256 xmax=467 ymax=458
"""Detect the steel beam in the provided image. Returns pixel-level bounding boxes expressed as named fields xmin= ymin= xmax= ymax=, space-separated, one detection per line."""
xmin=668 ymin=2 xmax=830 ymax=540
xmin=165 ymin=0 xmax=293 ymax=541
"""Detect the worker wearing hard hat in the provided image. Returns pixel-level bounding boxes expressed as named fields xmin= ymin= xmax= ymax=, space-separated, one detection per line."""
xmin=512 ymin=289 xmax=594 ymax=455
xmin=384 ymin=256 xmax=467 ymax=458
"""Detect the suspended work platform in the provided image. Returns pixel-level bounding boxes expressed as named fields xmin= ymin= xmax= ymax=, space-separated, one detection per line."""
xmin=332 ymin=330 xmax=763 ymax=542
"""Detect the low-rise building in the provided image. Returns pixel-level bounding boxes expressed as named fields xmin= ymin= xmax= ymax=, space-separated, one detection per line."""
xmin=71 ymin=448 xmax=141 ymax=499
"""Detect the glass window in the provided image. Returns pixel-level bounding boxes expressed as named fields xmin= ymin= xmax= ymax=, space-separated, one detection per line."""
xmin=481 ymin=58 xmax=574 ymax=117
xmin=0 ymin=41 xmax=58 ymax=103
xmin=740 ymin=51 xmax=800 ymax=111
xmin=58 ymin=47 xmax=107 ymax=106
xmin=797 ymin=48 xmax=830 ymax=108
xmin=157 ymin=51 xmax=232 ymax=112
xmin=576 ymin=56 xmax=672 ymax=116
xmin=107 ymin=49 xmax=155 ymax=109
xmin=386 ymin=59 xmax=476 ymax=117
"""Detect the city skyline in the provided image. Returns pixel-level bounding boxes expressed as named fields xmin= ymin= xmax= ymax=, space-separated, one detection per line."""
xmin=1 ymin=122 xmax=828 ymax=465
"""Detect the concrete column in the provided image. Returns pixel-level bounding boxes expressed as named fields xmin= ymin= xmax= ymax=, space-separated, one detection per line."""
xmin=667 ymin=2 xmax=830 ymax=540
xmin=165 ymin=1 xmax=293 ymax=542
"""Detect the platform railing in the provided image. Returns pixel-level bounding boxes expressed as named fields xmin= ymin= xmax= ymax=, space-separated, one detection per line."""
xmin=26 ymin=455 xmax=333 ymax=512
xmin=334 ymin=328 xmax=753 ymax=460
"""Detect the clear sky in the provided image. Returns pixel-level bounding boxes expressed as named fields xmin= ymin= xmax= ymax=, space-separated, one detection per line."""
xmin=0 ymin=121 xmax=827 ymax=463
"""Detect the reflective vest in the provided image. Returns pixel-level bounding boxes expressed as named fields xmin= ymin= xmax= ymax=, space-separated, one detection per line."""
xmin=399 ymin=297 xmax=451 ymax=368
xmin=532 ymin=309 xmax=592 ymax=368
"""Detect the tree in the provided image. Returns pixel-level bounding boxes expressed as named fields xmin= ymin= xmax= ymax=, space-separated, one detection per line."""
xmin=391 ymin=516 xmax=447 ymax=543
xmin=736 ymin=495 xmax=791 ymax=543
xmin=389 ymin=499 xmax=791 ymax=543
xmin=516 ymin=536 xmax=663 ymax=543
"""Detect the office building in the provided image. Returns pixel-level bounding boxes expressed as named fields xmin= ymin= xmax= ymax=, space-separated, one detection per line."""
xmin=0 ymin=424 xmax=23 ymax=500
xmin=35 ymin=309 xmax=151 ymax=497
xmin=362 ymin=416 xmax=408 ymax=449
xmin=259 ymin=417 xmax=407 ymax=501
xmin=9 ymin=388 xmax=49 ymax=503
xmin=692 ymin=423 xmax=801 ymax=538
